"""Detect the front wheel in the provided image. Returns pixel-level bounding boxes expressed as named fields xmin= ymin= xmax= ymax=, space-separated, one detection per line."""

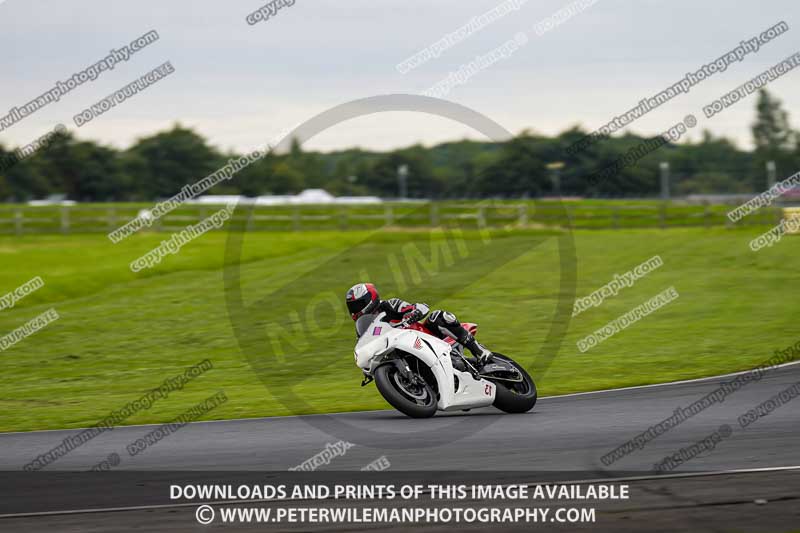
xmin=374 ymin=363 xmax=437 ymax=418
xmin=488 ymin=353 xmax=537 ymax=414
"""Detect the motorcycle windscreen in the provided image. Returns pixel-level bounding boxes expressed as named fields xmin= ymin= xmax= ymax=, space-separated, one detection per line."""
xmin=354 ymin=313 xmax=379 ymax=338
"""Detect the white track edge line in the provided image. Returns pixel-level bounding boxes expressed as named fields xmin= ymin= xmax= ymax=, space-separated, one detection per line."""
xmin=1 ymin=360 xmax=798 ymax=436
xmin=540 ymin=360 xmax=800 ymax=400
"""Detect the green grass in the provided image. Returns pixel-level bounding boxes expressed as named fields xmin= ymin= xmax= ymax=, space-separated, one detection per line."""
xmin=0 ymin=199 xmax=783 ymax=235
xmin=0 ymin=223 xmax=797 ymax=432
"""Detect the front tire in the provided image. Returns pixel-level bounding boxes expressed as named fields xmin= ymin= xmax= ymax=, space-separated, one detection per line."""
xmin=489 ymin=354 xmax=537 ymax=414
xmin=374 ymin=363 xmax=437 ymax=419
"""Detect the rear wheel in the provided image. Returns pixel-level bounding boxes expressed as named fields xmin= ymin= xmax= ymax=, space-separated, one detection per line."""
xmin=488 ymin=354 xmax=537 ymax=413
xmin=374 ymin=362 xmax=437 ymax=418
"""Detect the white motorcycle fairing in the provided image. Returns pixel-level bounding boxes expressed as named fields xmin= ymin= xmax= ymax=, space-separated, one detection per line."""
xmin=354 ymin=313 xmax=496 ymax=411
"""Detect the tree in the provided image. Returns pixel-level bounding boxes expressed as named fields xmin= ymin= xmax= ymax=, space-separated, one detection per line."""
xmin=70 ymin=142 xmax=130 ymax=201
xmin=234 ymin=153 xmax=275 ymax=196
xmin=751 ymin=89 xmax=795 ymax=187
xmin=366 ymin=147 xmax=439 ymax=198
xmin=752 ymin=89 xmax=793 ymax=153
xmin=124 ymin=124 xmax=222 ymax=198
xmin=269 ymin=161 xmax=305 ymax=194
xmin=2 ymin=89 xmax=795 ymax=202
xmin=284 ymin=138 xmax=326 ymax=189
xmin=675 ymin=172 xmax=751 ymax=195
xmin=0 ymin=174 xmax=9 ymax=201
xmin=477 ymin=133 xmax=551 ymax=197
xmin=3 ymin=131 xmax=73 ymax=201
xmin=0 ymin=145 xmax=12 ymax=200
xmin=323 ymin=154 xmax=370 ymax=196
xmin=31 ymin=134 xmax=127 ymax=201
xmin=428 ymin=140 xmax=500 ymax=198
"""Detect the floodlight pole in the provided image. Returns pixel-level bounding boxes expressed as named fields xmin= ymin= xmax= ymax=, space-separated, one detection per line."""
xmin=397 ymin=164 xmax=409 ymax=200
xmin=659 ymin=162 xmax=670 ymax=201
xmin=546 ymin=161 xmax=565 ymax=197
xmin=766 ymin=160 xmax=776 ymax=188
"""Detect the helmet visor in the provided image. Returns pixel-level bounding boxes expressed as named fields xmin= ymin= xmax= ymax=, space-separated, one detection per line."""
xmin=347 ymin=297 xmax=368 ymax=316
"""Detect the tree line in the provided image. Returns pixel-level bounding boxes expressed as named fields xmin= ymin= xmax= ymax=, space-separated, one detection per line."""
xmin=1 ymin=89 xmax=798 ymax=202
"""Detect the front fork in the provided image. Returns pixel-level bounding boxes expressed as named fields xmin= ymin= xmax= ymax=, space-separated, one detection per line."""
xmin=362 ymin=357 xmax=419 ymax=387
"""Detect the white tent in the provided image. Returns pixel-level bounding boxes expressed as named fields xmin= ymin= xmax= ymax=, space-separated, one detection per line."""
xmin=190 ymin=189 xmax=382 ymax=206
xmin=289 ymin=189 xmax=335 ymax=204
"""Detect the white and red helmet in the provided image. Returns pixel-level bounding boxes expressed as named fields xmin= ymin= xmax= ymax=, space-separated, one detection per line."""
xmin=346 ymin=283 xmax=380 ymax=320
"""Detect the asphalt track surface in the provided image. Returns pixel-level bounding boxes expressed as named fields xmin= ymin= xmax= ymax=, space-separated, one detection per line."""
xmin=3 ymin=362 xmax=799 ymax=472
xmin=0 ymin=362 xmax=798 ymax=531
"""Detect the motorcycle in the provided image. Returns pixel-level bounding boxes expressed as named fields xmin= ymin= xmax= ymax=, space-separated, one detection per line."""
xmin=353 ymin=311 xmax=537 ymax=418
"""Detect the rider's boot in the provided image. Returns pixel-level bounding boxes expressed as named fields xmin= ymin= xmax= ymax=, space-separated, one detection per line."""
xmin=463 ymin=335 xmax=493 ymax=366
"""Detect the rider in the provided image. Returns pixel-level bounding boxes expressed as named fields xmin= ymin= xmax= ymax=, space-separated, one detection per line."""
xmin=345 ymin=282 xmax=493 ymax=365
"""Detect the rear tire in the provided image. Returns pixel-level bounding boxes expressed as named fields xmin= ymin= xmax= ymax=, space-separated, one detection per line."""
xmin=489 ymin=354 xmax=537 ymax=414
xmin=374 ymin=363 xmax=437 ymax=419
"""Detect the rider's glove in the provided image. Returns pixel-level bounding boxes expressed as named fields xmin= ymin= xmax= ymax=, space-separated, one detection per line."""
xmin=403 ymin=303 xmax=429 ymax=324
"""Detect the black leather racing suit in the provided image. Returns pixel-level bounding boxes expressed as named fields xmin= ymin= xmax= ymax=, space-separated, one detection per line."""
xmin=377 ymin=298 xmax=491 ymax=360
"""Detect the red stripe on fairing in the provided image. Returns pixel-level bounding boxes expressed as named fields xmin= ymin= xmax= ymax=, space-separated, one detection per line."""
xmin=405 ymin=322 xmax=433 ymax=334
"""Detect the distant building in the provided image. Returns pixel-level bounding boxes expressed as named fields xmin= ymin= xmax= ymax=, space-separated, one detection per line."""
xmin=27 ymin=194 xmax=76 ymax=206
xmin=189 ymin=189 xmax=382 ymax=205
xmin=335 ymin=196 xmax=383 ymax=204
xmin=253 ymin=195 xmax=293 ymax=206
xmin=783 ymin=186 xmax=800 ymax=199
xmin=190 ymin=195 xmax=249 ymax=205
xmin=289 ymin=189 xmax=334 ymax=204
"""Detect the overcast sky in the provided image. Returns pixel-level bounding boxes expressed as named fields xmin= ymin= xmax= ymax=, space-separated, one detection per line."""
xmin=0 ymin=0 xmax=798 ymax=154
